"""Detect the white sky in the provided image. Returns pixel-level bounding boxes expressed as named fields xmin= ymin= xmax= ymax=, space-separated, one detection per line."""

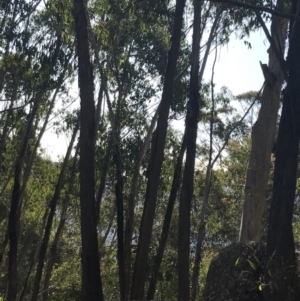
xmin=203 ymin=29 xmax=268 ymax=94
xmin=41 ymin=29 xmax=269 ymax=160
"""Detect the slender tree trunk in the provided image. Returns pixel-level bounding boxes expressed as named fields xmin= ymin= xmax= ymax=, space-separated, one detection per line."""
xmin=19 ymin=72 xmax=66 ymax=207
xmin=31 ymin=122 xmax=79 ymax=301
xmin=6 ymin=92 xmax=43 ymax=301
xmin=96 ymin=134 xmax=112 ymax=223
xmin=113 ymin=130 xmax=126 ymax=301
xmin=42 ymin=203 xmax=68 ymax=301
xmin=147 ymin=134 xmax=186 ymax=300
xmin=239 ymin=0 xmax=288 ymax=242
xmin=103 ymin=82 xmax=126 ymax=301
xmin=18 ymin=207 xmax=49 ymax=301
xmin=124 ymin=106 xmax=159 ymax=300
xmin=198 ymin=8 xmax=222 ymax=83
xmin=73 ymin=0 xmax=104 ymax=299
xmin=42 ymin=146 xmax=79 ymax=301
xmin=130 ymin=0 xmax=187 ymax=299
xmin=190 ymin=35 xmax=218 ymax=301
xmin=178 ymin=0 xmax=201 ymax=300
xmin=264 ymin=2 xmax=300 ymax=300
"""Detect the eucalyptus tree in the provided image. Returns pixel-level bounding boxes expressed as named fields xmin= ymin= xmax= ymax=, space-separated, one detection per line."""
xmin=177 ymin=0 xmax=201 ymax=300
xmin=87 ymin=0 xmax=189 ymax=299
xmin=1 ymin=1 xmax=75 ymax=299
xmin=264 ymin=1 xmax=300 ymax=299
xmin=239 ymin=0 xmax=289 ymax=243
xmin=73 ymin=0 xmax=104 ymax=299
xmin=129 ymin=0 xmax=187 ymax=298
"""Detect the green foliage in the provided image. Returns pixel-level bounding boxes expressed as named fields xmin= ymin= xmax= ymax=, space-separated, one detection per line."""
xmin=0 ymin=0 xmax=286 ymax=300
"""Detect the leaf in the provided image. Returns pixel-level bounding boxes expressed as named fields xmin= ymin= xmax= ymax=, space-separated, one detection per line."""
xmin=258 ymin=284 xmax=263 ymax=291
xmin=247 ymin=259 xmax=256 ymax=270
xmin=253 ymin=254 xmax=260 ymax=264
xmin=268 ymin=269 xmax=272 ymax=277
xmin=235 ymin=257 xmax=240 ymax=266
xmin=237 ymin=272 xmax=243 ymax=281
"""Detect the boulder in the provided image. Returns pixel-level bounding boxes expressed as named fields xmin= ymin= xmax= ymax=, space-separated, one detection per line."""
xmin=202 ymin=242 xmax=265 ymax=301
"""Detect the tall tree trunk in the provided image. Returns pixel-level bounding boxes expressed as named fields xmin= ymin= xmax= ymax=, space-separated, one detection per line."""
xmin=124 ymin=106 xmax=159 ymax=300
xmin=5 ymin=91 xmax=43 ymax=301
xmin=147 ymin=134 xmax=186 ymax=300
xmin=41 ymin=203 xmax=67 ymax=301
xmin=264 ymin=2 xmax=300 ymax=300
xmin=73 ymin=0 xmax=104 ymax=300
xmin=18 ymin=207 xmax=49 ymax=301
xmin=42 ymin=146 xmax=79 ymax=301
xmin=96 ymin=134 xmax=112 ymax=223
xmin=19 ymin=71 xmax=66 ymax=209
xmin=129 ymin=0 xmax=186 ymax=299
xmin=31 ymin=122 xmax=79 ymax=301
xmin=178 ymin=0 xmax=201 ymax=300
xmin=239 ymin=0 xmax=288 ymax=242
xmin=113 ymin=128 xmax=125 ymax=301
xmin=103 ymin=83 xmax=126 ymax=301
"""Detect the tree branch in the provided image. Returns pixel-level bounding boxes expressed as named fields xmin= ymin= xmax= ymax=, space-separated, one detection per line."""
xmin=208 ymin=0 xmax=300 ymax=20
xmin=255 ymin=11 xmax=288 ymax=82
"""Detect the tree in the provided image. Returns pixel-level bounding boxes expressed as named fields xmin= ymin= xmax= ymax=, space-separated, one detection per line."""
xmin=264 ymin=1 xmax=300 ymax=299
xmin=129 ymin=0 xmax=187 ymax=299
xmin=73 ymin=0 xmax=104 ymax=299
xmin=239 ymin=0 xmax=288 ymax=242
xmin=178 ymin=0 xmax=201 ymax=300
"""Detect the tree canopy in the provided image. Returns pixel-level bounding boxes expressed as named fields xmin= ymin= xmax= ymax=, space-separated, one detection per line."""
xmin=1 ymin=1 xmax=300 ymax=301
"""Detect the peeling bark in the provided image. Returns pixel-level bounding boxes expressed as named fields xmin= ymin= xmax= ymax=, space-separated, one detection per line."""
xmin=239 ymin=0 xmax=288 ymax=242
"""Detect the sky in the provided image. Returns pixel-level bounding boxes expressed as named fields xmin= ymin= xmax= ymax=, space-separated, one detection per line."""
xmin=203 ymin=29 xmax=268 ymax=95
xmin=40 ymin=29 xmax=269 ymax=160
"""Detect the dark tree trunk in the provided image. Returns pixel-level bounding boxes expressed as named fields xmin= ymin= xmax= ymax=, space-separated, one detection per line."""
xmin=43 ymin=147 xmax=79 ymax=301
xmin=6 ymin=95 xmax=41 ymax=301
xmin=42 ymin=203 xmax=67 ymax=301
xmin=124 ymin=107 xmax=159 ymax=300
xmin=73 ymin=0 xmax=104 ymax=300
xmin=18 ymin=207 xmax=49 ymax=301
xmin=96 ymin=134 xmax=112 ymax=223
xmin=113 ymin=134 xmax=126 ymax=301
xmin=147 ymin=135 xmax=186 ymax=300
xmin=264 ymin=3 xmax=300 ymax=300
xmin=31 ymin=122 xmax=79 ymax=301
xmin=130 ymin=0 xmax=186 ymax=299
xmin=178 ymin=0 xmax=201 ymax=300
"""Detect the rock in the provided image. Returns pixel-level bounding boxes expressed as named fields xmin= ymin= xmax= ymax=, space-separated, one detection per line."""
xmin=202 ymin=242 xmax=265 ymax=301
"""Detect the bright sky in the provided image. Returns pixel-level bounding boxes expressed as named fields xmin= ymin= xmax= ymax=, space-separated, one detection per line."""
xmin=41 ymin=29 xmax=269 ymax=160
xmin=203 ymin=29 xmax=268 ymax=94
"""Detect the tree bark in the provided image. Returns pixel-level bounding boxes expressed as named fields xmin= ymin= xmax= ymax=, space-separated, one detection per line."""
xmin=96 ymin=134 xmax=112 ymax=223
xmin=41 ymin=203 xmax=67 ymax=301
xmin=73 ymin=0 xmax=104 ymax=300
xmin=147 ymin=134 xmax=186 ymax=300
xmin=113 ymin=130 xmax=126 ymax=301
xmin=124 ymin=106 xmax=159 ymax=300
xmin=30 ymin=122 xmax=79 ymax=301
xmin=18 ymin=207 xmax=49 ymax=301
xmin=178 ymin=0 xmax=201 ymax=300
xmin=264 ymin=2 xmax=300 ymax=300
xmin=130 ymin=0 xmax=186 ymax=299
xmin=42 ymin=146 xmax=79 ymax=301
xmin=239 ymin=0 xmax=288 ymax=242
xmin=5 ymin=92 xmax=43 ymax=301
